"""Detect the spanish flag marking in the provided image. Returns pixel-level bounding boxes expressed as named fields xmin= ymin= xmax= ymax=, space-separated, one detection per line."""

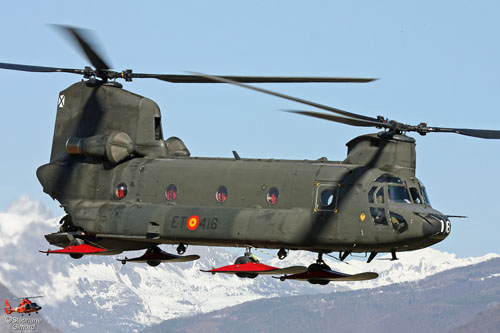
xmin=187 ymin=215 xmax=200 ymax=230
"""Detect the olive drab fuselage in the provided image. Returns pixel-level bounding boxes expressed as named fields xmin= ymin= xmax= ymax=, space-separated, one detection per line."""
xmin=37 ymin=81 xmax=450 ymax=254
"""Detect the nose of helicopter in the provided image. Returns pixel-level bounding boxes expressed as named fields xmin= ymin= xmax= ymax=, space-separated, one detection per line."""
xmin=421 ymin=213 xmax=451 ymax=239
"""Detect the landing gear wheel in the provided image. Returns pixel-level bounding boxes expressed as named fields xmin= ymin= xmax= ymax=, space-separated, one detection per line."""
xmin=176 ymin=243 xmax=187 ymax=255
xmin=307 ymin=262 xmax=332 ymax=272
xmin=277 ymin=248 xmax=288 ymax=260
xmin=147 ymin=260 xmax=161 ymax=267
xmin=307 ymin=254 xmax=331 ymax=285
xmin=70 ymin=253 xmax=83 ymax=260
xmin=234 ymin=256 xmax=258 ymax=279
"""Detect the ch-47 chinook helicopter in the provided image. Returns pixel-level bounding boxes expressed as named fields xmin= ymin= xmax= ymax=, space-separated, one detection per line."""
xmin=2 ymin=26 xmax=500 ymax=285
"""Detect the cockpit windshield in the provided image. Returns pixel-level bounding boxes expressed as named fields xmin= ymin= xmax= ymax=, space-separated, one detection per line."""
xmin=418 ymin=180 xmax=431 ymax=206
xmin=421 ymin=187 xmax=431 ymax=205
xmin=409 ymin=187 xmax=423 ymax=204
xmin=388 ymin=185 xmax=411 ymax=203
xmin=374 ymin=174 xmax=411 ymax=204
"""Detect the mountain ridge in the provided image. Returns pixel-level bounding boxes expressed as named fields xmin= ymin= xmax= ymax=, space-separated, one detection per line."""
xmin=141 ymin=258 xmax=500 ymax=333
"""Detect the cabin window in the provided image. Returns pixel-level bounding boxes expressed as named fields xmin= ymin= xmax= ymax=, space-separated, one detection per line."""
xmin=114 ymin=183 xmax=128 ymax=200
xmin=388 ymin=185 xmax=411 ymax=203
xmin=266 ymin=187 xmax=279 ymax=205
xmin=370 ymin=207 xmax=387 ymax=225
xmin=320 ymin=189 xmax=335 ymax=207
xmin=409 ymin=187 xmax=423 ymax=204
xmin=154 ymin=117 xmax=163 ymax=140
xmin=216 ymin=185 xmax=228 ymax=203
xmin=165 ymin=184 xmax=177 ymax=201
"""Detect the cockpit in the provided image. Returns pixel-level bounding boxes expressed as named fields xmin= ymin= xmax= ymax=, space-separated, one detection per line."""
xmin=366 ymin=172 xmax=450 ymax=241
xmin=26 ymin=302 xmax=40 ymax=310
xmin=369 ymin=173 xmax=431 ymax=206
xmin=367 ymin=173 xmax=440 ymax=235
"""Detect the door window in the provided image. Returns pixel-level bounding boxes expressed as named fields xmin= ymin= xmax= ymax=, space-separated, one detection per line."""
xmin=314 ymin=183 xmax=339 ymax=212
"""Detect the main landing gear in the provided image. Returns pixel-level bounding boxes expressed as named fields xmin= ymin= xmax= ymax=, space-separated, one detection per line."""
xmin=234 ymin=247 xmax=259 ymax=279
xmin=307 ymin=253 xmax=331 ymax=285
xmin=176 ymin=243 xmax=187 ymax=255
xmin=277 ymin=248 xmax=288 ymax=260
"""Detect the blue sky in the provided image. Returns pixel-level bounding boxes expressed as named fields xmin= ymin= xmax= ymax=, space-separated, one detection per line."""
xmin=0 ymin=1 xmax=499 ymax=257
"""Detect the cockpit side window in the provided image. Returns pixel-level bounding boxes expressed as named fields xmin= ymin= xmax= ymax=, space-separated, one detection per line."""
xmin=368 ymin=186 xmax=385 ymax=204
xmin=409 ymin=187 xmax=423 ymax=204
xmin=376 ymin=187 xmax=384 ymax=204
xmin=370 ymin=207 xmax=387 ymax=225
xmin=368 ymin=186 xmax=376 ymax=203
xmin=390 ymin=211 xmax=408 ymax=233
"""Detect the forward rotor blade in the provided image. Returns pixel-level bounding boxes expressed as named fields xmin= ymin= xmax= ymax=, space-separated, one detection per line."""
xmin=54 ymin=25 xmax=111 ymax=70
xmin=0 ymin=62 xmax=84 ymax=75
xmin=283 ymin=110 xmax=391 ymax=128
xmin=423 ymin=127 xmax=500 ymax=139
xmin=135 ymin=73 xmax=377 ymax=84
xmin=189 ymin=72 xmax=380 ymax=122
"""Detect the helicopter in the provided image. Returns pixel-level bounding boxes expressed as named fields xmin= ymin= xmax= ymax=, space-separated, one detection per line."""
xmin=4 ymin=296 xmax=42 ymax=316
xmin=1 ymin=26 xmax=499 ymax=285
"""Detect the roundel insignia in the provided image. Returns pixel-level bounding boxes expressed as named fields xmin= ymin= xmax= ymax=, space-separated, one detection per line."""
xmin=187 ymin=215 xmax=200 ymax=230
xmin=360 ymin=212 xmax=366 ymax=222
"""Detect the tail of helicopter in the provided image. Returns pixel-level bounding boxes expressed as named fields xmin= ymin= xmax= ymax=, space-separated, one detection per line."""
xmin=49 ymin=80 xmax=168 ymax=164
xmin=4 ymin=299 xmax=12 ymax=314
xmin=37 ymin=80 xmax=174 ymax=200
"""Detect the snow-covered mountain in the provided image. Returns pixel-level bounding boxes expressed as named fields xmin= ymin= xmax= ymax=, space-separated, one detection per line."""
xmin=0 ymin=197 xmax=498 ymax=332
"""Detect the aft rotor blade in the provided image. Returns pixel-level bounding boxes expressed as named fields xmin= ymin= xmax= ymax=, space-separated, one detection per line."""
xmin=0 ymin=62 xmax=84 ymax=75
xmin=284 ymin=110 xmax=391 ymax=128
xmin=422 ymin=127 xmax=500 ymax=139
xmin=133 ymin=73 xmax=377 ymax=84
xmin=54 ymin=25 xmax=111 ymax=70
xmin=189 ymin=72 xmax=380 ymax=122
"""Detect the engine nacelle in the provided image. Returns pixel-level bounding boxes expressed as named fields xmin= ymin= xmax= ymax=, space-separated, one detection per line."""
xmin=66 ymin=131 xmax=134 ymax=164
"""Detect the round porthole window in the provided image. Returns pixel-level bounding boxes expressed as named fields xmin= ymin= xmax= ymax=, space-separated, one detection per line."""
xmin=165 ymin=184 xmax=177 ymax=201
xmin=114 ymin=183 xmax=128 ymax=200
xmin=216 ymin=185 xmax=228 ymax=203
xmin=266 ymin=187 xmax=279 ymax=205
xmin=320 ymin=189 xmax=334 ymax=207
